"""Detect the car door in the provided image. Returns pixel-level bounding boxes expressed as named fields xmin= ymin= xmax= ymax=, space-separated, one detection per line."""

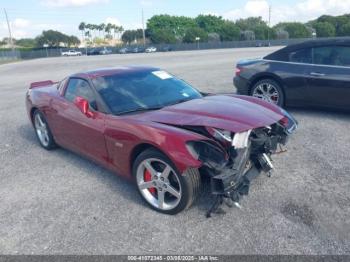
xmin=305 ymin=45 xmax=350 ymax=109
xmin=276 ymin=47 xmax=313 ymax=105
xmin=51 ymin=77 xmax=109 ymax=165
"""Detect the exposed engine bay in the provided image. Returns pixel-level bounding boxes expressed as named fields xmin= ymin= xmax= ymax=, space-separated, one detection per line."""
xmin=184 ymin=114 xmax=297 ymax=217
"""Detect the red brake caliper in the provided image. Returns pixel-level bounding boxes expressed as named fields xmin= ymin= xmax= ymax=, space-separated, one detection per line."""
xmin=144 ymin=169 xmax=156 ymax=195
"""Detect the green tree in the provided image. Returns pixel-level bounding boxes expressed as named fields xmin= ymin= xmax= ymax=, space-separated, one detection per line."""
xmin=35 ymin=30 xmax=80 ymax=47
xmin=66 ymin=35 xmax=80 ymax=47
xmin=276 ymin=29 xmax=289 ymax=39
xmin=105 ymin=23 xmax=113 ymax=39
xmin=195 ymin=14 xmax=225 ymax=33
xmin=236 ymin=17 xmax=267 ymax=31
xmin=149 ymin=29 xmax=176 ymax=44
xmin=253 ymin=25 xmax=269 ymax=40
xmin=147 ymin=14 xmax=196 ymax=38
xmin=16 ymin=38 xmax=36 ymax=48
xmin=183 ymin=27 xmax=208 ymax=43
xmin=208 ymin=32 xmax=220 ymax=42
xmin=78 ymin=22 xmax=85 ymax=40
xmin=241 ymin=30 xmax=255 ymax=41
xmin=234 ymin=16 xmax=274 ymax=40
xmin=99 ymin=23 xmax=105 ymax=38
xmin=121 ymin=29 xmax=143 ymax=44
xmin=338 ymin=22 xmax=350 ymax=36
xmin=274 ymin=22 xmax=311 ymax=38
xmin=312 ymin=14 xmax=350 ymax=36
xmin=218 ymin=21 xmax=240 ymax=41
xmin=313 ymin=22 xmax=336 ymax=37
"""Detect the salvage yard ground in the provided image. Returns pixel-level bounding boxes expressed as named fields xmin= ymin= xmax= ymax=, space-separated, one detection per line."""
xmin=0 ymin=47 xmax=349 ymax=254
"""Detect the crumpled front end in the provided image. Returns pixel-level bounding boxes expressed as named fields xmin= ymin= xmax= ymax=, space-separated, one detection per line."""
xmin=185 ymin=111 xmax=298 ymax=217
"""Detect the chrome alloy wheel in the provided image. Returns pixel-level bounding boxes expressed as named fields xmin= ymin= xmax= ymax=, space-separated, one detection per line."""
xmin=136 ymin=158 xmax=182 ymax=210
xmin=34 ymin=113 xmax=50 ymax=147
xmin=252 ymin=82 xmax=279 ymax=104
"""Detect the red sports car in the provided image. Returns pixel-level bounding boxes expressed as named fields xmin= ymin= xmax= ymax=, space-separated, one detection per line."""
xmin=26 ymin=66 xmax=297 ymax=216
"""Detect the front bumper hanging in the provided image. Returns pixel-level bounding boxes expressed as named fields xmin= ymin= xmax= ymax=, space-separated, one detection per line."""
xmin=205 ymin=124 xmax=292 ymax=217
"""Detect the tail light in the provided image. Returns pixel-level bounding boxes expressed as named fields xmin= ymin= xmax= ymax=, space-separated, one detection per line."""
xmin=235 ymin=67 xmax=242 ymax=76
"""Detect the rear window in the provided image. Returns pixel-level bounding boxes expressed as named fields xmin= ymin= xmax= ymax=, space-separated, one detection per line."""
xmin=288 ymin=48 xmax=312 ymax=64
xmin=264 ymin=49 xmax=289 ymax=61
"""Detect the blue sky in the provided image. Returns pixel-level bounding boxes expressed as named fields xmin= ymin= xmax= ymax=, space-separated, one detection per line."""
xmin=1 ymin=0 xmax=349 ymax=39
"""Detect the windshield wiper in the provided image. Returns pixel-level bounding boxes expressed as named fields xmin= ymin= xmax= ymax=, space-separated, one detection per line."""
xmin=117 ymin=106 xmax=163 ymax=115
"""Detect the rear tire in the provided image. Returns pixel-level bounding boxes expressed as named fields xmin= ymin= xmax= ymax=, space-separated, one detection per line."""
xmin=33 ymin=110 xmax=57 ymax=150
xmin=251 ymin=78 xmax=284 ymax=107
xmin=133 ymin=148 xmax=201 ymax=214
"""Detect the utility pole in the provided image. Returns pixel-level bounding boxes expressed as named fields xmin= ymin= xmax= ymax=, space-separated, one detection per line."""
xmin=3 ymin=8 xmax=14 ymax=51
xmin=267 ymin=5 xmax=271 ymax=43
xmin=142 ymin=8 xmax=146 ymax=46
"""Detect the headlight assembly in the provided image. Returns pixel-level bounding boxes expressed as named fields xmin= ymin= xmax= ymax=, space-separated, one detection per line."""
xmin=232 ymin=130 xmax=252 ymax=149
xmin=280 ymin=108 xmax=298 ymax=134
xmin=206 ymin=127 xmax=232 ymax=142
xmin=186 ymin=140 xmax=227 ymax=167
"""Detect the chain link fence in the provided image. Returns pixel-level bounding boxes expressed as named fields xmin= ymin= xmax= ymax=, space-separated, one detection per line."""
xmin=0 ymin=37 xmax=343 ymax=62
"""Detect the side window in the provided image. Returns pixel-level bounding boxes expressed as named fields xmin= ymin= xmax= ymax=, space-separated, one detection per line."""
xmin=64 ymin=78 xmax=97 ymax=110
xmin=312 ymin=46 xmax=350 ymax=66
xmin=288 ymin=48 xmax=312 ymax=64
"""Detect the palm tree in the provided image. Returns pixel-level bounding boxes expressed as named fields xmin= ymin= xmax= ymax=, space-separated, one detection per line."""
xmin=85 ymin=24 xmax=92 ymax=38
xmin=78 ymin=22 xmax=86 ymax=41
xmin=85 ymin=30 xmax=91 ymax=41
xmin=99 ymin=23 xmax=106 ymax=38
xmin=92 ymin=24 xmax=98 ymax=39
xmin=111 ymin=24 xmax=116 ymax=39
xmin=115 ymin=25 xmax=124 ymax=39
xmin=105 ymin=23 xmax=112 ymax=39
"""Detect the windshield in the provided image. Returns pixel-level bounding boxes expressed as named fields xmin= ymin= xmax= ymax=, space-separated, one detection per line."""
xmin=91 ymin=69 xmax=202 ymax=114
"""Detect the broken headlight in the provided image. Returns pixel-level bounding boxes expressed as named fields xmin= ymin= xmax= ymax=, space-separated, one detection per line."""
xmin=186 ymin=140 xmax=227 ymax=168
xmin=280 ymin=108 xmax=298 ymax=134
xmin=206 ymin=127 xmax=232 ymax=142
xmin=232 ymin=130 xmax=252 ymax=149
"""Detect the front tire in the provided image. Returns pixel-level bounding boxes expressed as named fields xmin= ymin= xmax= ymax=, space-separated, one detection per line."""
xmin=251 ymin=79 xmax=284 ymax=106
xmin=33 ymin=110 xmax=57 ymax=150
xmin=133 ymin=148 xmax=201 ymax=215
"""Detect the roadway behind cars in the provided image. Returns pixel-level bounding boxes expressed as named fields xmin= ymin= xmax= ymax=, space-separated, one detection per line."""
xmin=0 ymin=47 xmax=349 ymax=254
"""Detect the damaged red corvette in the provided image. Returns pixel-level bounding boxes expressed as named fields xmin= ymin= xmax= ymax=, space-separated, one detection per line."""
xmin=26 ymin=66 xmax=297 ymax=216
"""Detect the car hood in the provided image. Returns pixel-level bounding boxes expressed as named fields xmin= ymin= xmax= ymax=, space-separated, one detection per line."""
xmin=131 ymin=95 xmax=284 ymax=133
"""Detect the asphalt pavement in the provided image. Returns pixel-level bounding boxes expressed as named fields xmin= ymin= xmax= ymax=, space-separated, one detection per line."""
xmin=0 ymin=47 xmax=349 ymax=254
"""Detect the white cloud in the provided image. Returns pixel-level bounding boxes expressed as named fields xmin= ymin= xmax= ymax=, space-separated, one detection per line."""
xmin=125 ymin=22 xmax=143 ymax=30
xmin=140 ymin=0 xmax=153 ymax=7
xmin=41 ymin=0 xmax=109 ymax=8
xmin=1 ymin=18 xmax=31 ymax=38
xmin=12 ymin=18 xmax=31 ymax=28
xmin=223 ymin=0 xmax=350 ymax=25
xmin=105 ymin=17 xmax=121 ymax=26
xmin=0 ymin=18 xmax=66 ymax=39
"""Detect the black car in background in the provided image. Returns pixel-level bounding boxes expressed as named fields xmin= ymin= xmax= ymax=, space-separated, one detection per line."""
xmin=87 ymin=48 xmax=100 ymax=56
xmin=132 ymin=46 xmax=145 ymax=53
xmin=118 ymin=47 xmax=132 ymax=54
xmin=234 ymin=38 xmax=350 ymax=110
xmin=161 ymin=46 xmax=173 ymax=52
xmin=87 ymin=47 xmax=112 ymax=55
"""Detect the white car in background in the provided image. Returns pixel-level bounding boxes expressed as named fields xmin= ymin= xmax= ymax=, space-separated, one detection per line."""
xmin=61 ymin=50 xmax=82 ymax=56
xmin=145 ymin=46 xmax=157 ymax=53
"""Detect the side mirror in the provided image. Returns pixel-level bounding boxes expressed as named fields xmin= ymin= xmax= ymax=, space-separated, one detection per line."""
xmin=74 ymin=96 xmax=94 ymax=118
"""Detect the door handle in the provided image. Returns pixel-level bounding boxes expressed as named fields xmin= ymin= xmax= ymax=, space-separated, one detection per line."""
xmin=310 ymin=72 xmax=325 ymax=77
